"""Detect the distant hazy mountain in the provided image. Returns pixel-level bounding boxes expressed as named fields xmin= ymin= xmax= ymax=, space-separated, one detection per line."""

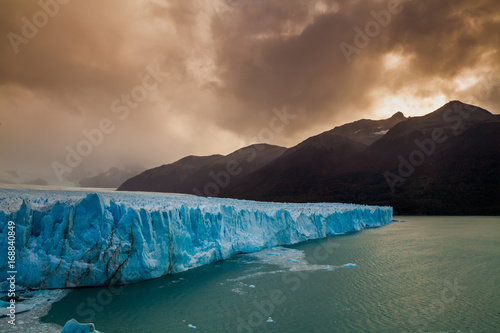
xmin=22 ymin=178 xmax=49 ymax=186
xmin=80 ymin=167 xmax=143 ymax=188
xmin=118 ymin=101 xmax=500 ymax=215
xmin=6 ymin=170 xmax=19 ymax=179
xmin=118 ymin=144 xmax=287 ymax=195
xmin=0 ymin=171 xmax=48 ymax=186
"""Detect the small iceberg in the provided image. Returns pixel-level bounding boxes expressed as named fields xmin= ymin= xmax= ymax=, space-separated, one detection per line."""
xmin=60 ymin=319 xmax=99 ymax=333
xmin=342 ymin=263 xmax=357 ymax=267
xmin=188 ymin=324 xmax=197 ymax=329
xmin=267 ymin=317 xmax=274 ymax=323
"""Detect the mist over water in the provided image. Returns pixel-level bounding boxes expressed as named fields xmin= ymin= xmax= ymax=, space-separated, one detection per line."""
xmin=43 ymin=216 xmax=500 ymax=332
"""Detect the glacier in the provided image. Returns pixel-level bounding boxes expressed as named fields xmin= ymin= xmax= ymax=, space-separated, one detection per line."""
xmin=0 ymin=189 xmax=392 ymax=291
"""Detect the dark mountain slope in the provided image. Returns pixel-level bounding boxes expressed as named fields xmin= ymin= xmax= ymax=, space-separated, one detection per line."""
xmin=223 ymin=101 xmax=500 ymax=214
xmin=117 ymin=144 xmax=286 ymax=195
xmin=221 ymin=112 xmax=407 ymax=201
xmin=221 ymin=134 xmax=367 ymax=201
xmin=118 ymin=101 xmax=499 ymax=214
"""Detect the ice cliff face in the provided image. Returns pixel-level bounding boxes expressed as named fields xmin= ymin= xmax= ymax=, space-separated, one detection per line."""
xmin=0 ymin=189 xmax=392 ymax=291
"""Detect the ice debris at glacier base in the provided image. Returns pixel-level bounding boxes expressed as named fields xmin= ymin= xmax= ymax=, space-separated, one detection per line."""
xmin=0 ymin=189 xmax=392 ymax=291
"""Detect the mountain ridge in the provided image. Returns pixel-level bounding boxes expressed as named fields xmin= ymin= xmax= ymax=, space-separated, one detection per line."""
xmin=118 ymin=101 xmax=500 ymax=215
xmin=118 ymin=143 xmax=287 ymax=195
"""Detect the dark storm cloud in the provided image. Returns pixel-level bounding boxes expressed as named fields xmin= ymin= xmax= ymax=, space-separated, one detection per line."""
xmin=205 ymin=0 xmax=500 ymax=135
xmin=0 ymin=0 xmax=498 ymax=183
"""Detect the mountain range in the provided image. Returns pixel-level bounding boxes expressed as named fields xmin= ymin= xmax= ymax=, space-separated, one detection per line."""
xmin=118 ymin=101 xmax=500 ymax=215
xmin=79 ymin=166 xmax=143 ymax=188
xmin=119 ymin=144 xmax=286 ymax=195
xmin=0 ymin=169 xmax=49 ymax=186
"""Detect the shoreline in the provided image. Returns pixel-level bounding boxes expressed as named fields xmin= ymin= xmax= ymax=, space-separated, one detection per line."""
xmin=0 ymin=289 xmax=70 ymax=333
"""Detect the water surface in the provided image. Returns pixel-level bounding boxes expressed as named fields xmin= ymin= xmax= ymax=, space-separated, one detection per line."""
xmin=44 ymin=216 xmax=500 ymax=332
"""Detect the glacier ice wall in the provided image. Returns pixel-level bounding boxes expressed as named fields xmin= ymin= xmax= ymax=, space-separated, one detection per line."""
xmin=0 ymin=189 xmax=392 ymax=291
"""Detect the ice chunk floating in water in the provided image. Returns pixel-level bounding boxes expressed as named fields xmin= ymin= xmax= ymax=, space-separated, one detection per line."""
xmin=342 ymin=263 xmax=357 ymax=267
xmin=248 ymin=246 xmax=336 ymax=272
xmin=0 ymin=189 xmax=392 ymax=290
xmin=224 ymin=246 xmax=343 ymax=288
xmin=60 ymin=319 xmax=99 ymax=333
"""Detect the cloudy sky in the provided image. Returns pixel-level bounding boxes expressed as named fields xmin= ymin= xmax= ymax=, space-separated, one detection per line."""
xmin=1 ymin=0 xmax=499 ymax=184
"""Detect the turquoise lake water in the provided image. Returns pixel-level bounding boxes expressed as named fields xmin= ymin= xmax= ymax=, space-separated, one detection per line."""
xmin=43 ymin=216 xmax=500 ymax=332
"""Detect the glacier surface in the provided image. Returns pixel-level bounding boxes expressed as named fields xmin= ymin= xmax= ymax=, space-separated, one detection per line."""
xmin=0 ymin=189 xmax=392 ymax=291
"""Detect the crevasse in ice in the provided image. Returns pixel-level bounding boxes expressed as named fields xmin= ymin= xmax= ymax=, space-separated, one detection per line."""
xmin=0 ymin=189 xmax=392 ymax=291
